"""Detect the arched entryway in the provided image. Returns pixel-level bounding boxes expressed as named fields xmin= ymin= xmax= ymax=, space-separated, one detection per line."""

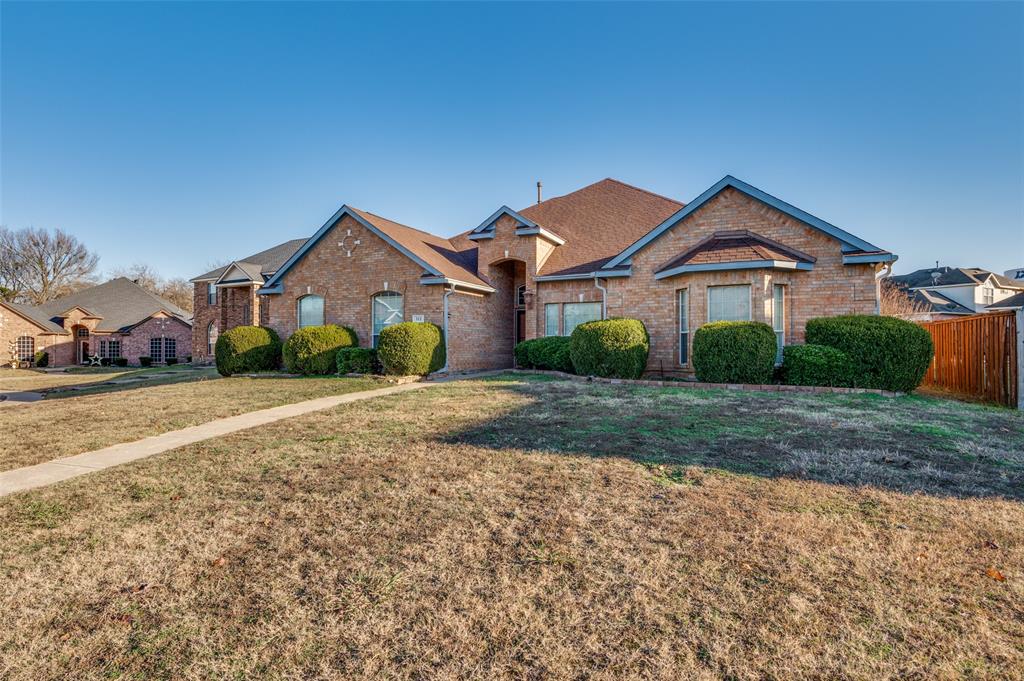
xmin=486 ymin=258 xmax=527 ymax=366
xmin=71 ymin=325 xmax=90 ymax=364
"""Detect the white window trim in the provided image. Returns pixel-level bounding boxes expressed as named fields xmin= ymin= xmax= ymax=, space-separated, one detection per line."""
xmin=706 ymin=284 xmax=753 ymax=323
xmin=544 ymin=303 xmax=560 ymax=337
xmin=772 ymin=284 xmax=785 ymax=365
xmin=371 ymin=291 xmax=404 ymax=348
xmin=297 ymin=294 xmax=325 ymax=329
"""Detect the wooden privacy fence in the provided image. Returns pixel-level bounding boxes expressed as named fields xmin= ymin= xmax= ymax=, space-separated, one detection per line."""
xmin=919 ymin=310 xmax=1020 ymax=408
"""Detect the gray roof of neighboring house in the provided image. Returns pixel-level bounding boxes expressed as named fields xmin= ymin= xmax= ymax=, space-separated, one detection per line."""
xmin=3 ymin=301 xmax=69 ymax=334
xmin=911 ymin=289 xmax=974 ymax=316
xmin=17 ymin=278 xmax=192 ymax=333
xmin=892 ymin=266 xmax=1024 ymax=290
xmin=191 ymin=239 xmax=308 ymax=282
xmin=987 ymin=291 xmax=1024 ymax=310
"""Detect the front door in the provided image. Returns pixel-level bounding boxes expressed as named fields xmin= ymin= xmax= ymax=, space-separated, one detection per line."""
xmin=515 ymin=309 xmax=526 ymax=345
xmin=79 ymin=341 xmax=89 ymax=364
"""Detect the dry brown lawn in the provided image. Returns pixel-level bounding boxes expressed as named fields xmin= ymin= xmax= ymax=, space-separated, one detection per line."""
xmin=0 ymin=366 xmax=216 ymax=393
xmin=0 ymin=375 xmax=1021 ymax=679
xmin=0 ymin=374 xmax=382 ymax=471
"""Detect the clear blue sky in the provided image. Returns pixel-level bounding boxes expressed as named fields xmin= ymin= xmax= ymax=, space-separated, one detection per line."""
xmin=2 ymin=1 xmax=1022 ymax=280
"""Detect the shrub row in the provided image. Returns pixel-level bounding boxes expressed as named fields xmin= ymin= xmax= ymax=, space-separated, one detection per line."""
xmin=215 ymin=326 xmax=282 ymax=376
xmin=283 ymin=325 xmax=358 ymax=375
xmin=337 ymin=347 xmax=380 ymax=375
xmin=692 ymin=321 xmax=777 ymax=384
xmin=514 ymin=336 xmax=573 ymax=373
xmin=376 ymin=322 xmax=445 ymax=375
xmin=805 ymin=315 xmax=933 ymax=392
xmin=782 ymin=344 xmax=855 ymax=387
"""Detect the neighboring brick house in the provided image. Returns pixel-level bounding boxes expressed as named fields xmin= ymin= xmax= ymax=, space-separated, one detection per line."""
xmin=0 ymin=278 xmax=192 ymax=367
xmin=191 ymin=175 xmax=896 ymax=375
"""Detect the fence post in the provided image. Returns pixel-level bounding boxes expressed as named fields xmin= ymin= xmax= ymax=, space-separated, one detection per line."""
xmin=1017 ymin=309 xmax=1024 ymax=410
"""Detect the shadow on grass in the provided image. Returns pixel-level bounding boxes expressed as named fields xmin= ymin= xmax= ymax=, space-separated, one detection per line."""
xmin=438 ymin=375 xmax=1024 ymax=501
xmin=42 ymin=367 xmax=221 ymax=399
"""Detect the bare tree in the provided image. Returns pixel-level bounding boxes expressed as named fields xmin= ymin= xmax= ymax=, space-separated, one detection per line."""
xmin=109 ymin=263 xmax=162 ymax=292
xmin=159 ymin=277 xmax=194 ymax=314
xmin=0 ymin=227 xmax=98 ymax=304
xmin=880 ymin=279 xmax=932 ymax=319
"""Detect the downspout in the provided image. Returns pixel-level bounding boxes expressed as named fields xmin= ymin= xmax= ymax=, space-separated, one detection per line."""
xmin=442 ymin=283 xmax=454 ymax=373
xmin=875 ymin=262 xmax=893 ymax=315
xmin=593 ymin=274 xmax=608 ymax=319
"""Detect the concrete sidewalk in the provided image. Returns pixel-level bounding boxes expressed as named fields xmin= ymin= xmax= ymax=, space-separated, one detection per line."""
xmin=0 ymin=379 xmax=444 ymax=497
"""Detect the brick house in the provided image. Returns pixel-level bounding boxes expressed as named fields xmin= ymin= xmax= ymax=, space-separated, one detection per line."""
xmin=0 ymin=278 xmax=192 ymax=367
xmin=190 ymin=175 xmax=896 ymax=375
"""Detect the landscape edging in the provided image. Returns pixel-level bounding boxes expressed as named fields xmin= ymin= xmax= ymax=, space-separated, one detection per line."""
xmin=510 ymin=369 xmax=903 ymax=397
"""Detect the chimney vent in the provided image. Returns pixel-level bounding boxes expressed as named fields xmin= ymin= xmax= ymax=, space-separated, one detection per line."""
xmin=536 ymin=181 xmax=542 ymax=204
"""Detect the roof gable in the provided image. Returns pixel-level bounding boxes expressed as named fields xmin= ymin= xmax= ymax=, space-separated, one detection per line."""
xmin=654 ymin=230 xmax=816 ymax=279
xmin=215 ymin=261 xmax=264 ymax=285
xmin=260 ymin=205 xmax=492 ymax=294
xmin=604 ymin=175 xmax=889 ymax=270
xmin=22 ymin=278 xmax=190 ymax=332
xmin=468 ymin=206 xmax=538 ymax=240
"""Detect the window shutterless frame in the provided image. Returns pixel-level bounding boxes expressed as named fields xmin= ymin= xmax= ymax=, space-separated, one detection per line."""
xmin=544 ymin=303 xmax=559 ymax=336
xmin=678 ymin=288 xmax=689 ymax=365
xmin=207 ymin=283 xmax=217 ymax=305
xmin=704 ymin=282 xmax=753 ymax=323
xmin=772 ymin=284 xmax=785 ymax=364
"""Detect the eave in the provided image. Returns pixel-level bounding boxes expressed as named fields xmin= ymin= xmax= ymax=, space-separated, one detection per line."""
xmin=654 ymin=260 xmax=814 ymax=280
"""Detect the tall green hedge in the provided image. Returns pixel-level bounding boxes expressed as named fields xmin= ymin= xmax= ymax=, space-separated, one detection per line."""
xmin=692 ymin=321 xmax=776 ymax=384
xmin=377 ymin=322 xmax=445 ymax=375
xmin=569 ymin=318 xmax=649 ymax=379
xmin=214 ymin=325 xmax=281 ymax=376
xmin=283 ymin=324 xmax=358 ymax=375
xmin=782 ymin=344 xmax=856 ymax=387
xmin=515 ymin=336 xmax=574 ymax=373
xmin=805 ymin=315 xmax=933 ymax=392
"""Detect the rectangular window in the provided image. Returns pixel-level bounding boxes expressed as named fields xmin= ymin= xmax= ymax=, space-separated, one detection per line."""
xmin=562 ymin=302 xmax=602 ymax=336
xmin=150 ymin=337 xmax=164 ymax=363
xmin=103 ymin=339 xmax=121 ymax=359
xmin=164 ymin=338 xmax=177 ymax=360
xmin=16 ymin=336 xmax=34 ymax=361
xmin=77 ymin=327 xmax=89 ymax=338
xmin=773 ymin=284 xmax=785 ymax=364
xmin=707 ymin=285 xmax=751 ymax=322
xmin=545 ymin=304 xmax=559 ymax=336
xmin=678 ymin=289 xmax=689 ymax=365
xmin=983 ymin=287 xmax=994 ymax=305
xmin=208 ymin=283 xmax=217 ymax=305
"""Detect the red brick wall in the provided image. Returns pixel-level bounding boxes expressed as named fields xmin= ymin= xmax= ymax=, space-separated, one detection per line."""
xmin=191 ymin=282 xmax=260 ymax=362
xmin=532 ymin=188 xmax=878 ymax=376
xmin=121 ymin=315 xmax=193 ymax=364
xmin=263 ymin=214 xmax=446 ymax=351
xmin=0 ymin=305 xmax=67 ymax=366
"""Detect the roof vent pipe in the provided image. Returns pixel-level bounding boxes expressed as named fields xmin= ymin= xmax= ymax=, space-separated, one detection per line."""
xmin=536 ymin=181 xmax=542 ymax=204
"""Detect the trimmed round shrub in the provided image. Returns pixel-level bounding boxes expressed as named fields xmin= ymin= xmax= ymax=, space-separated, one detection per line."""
xmin=165 ymin=357 xmax=179 ymax=366
xmin=806 ymin=315 xmax=933 ymax=392
xmin=514 ymin=340 xmax=533 ymax=368
xmin=692 ymin=321 xmax=776 ymax=384
xmin=337 ymin=347 xmax=380 ymax=375
xmin=215 ymin=325 xmax=282 ymax=376
xmin=515 ymin=336 xmax=575 ymax=373
xmin=782 ymin=344 xmax=856 ymax=387
xmin=139 ymin=356 xmax=153 ymax=367
xmin=113 ymin=357 xmax=128 ymax=367
xmin=283 ymin=324 xmax=358 ymax=375
xmin=377 ymin=322 xmax=445 ymax=375
xmin=569 ymin=318 xmax=649 ymax=379
xmin=33 ymin=350 xmax=49 ymax=368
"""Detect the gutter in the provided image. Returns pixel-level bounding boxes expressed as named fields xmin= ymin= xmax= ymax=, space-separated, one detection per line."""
xmin=875 ymin=261 xmax=894 ymax=315
xmin=441 ymin=284 xmax=455 ymax=373
xmin=593 ymin=274 xmax=608 ymax=319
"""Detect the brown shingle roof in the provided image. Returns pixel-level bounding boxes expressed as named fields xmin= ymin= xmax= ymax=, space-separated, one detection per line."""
xmin=512 ymin=178 xmax=685 ymax=276
xmin=349 ymin=208 xmax=491 ymax=289
xmin=656 ymin=230 xmax=816 ymax=274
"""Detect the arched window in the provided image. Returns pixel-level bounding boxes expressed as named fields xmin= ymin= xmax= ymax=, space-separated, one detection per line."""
xmin=372 ymin=291 xmax=403 ymax=347
xmin=297 ymin=294 xmax=325 ymax=328
xmin=207 ymin=322 xmax=218 ymax=355
xmin=16 ymin=336 xmax=34 ymax=362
